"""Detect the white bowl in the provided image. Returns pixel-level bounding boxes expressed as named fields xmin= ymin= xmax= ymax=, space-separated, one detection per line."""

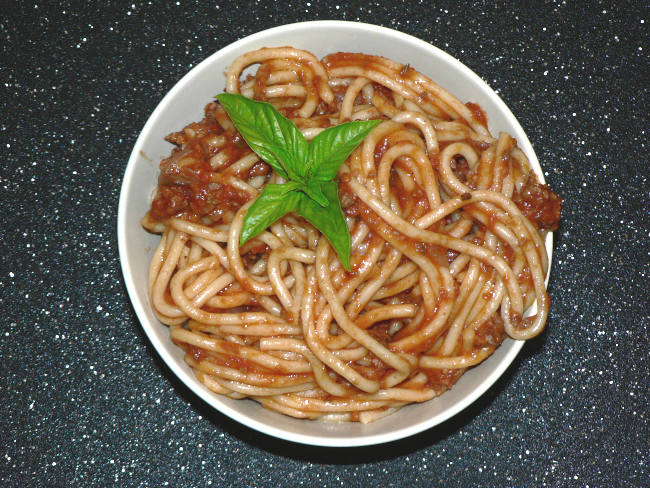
xmin=118 ymin=21 xmax=552 ymax=447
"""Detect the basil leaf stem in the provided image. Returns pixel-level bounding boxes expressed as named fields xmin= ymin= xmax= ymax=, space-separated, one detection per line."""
xmin=304 ymin=179 xmax=328 ymax=207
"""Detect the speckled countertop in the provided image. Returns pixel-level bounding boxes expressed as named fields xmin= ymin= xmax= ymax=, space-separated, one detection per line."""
xmin=1 ymin=1 xmax=647 ymax=486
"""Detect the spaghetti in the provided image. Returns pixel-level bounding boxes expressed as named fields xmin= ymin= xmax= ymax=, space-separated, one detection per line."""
xmin=141 ymin=48 xmax=561 ymax=423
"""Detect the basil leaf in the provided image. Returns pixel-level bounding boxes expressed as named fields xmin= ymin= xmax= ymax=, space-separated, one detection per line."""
xmin=216 ymin=93 xmax=308 ymax=180
xmin=239 ymin=183 xmax=301 ymax=245
xmin=217 ymin=93 xmax=375 ymax=268
xmin=297 ymin=180 xmax=351 ymax=270
xmin=308 ymin=120 xmax=381 ymax=181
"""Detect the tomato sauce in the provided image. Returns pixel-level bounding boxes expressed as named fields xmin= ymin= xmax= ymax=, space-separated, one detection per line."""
xmin=465 ymin=102 xmax=488 ymax=127
xmin=148 ymin=104 xmax=255 ymax=224
xmin=513 ymin=175 xmax=562 ymax=231
xmin=474 ymin=315 xmax=506 ymax=348
xmin=422 ymin=367 xmax=465 ymax=390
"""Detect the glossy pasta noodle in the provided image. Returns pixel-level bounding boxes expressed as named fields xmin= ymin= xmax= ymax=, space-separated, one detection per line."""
xmin=141 ymin=48 xmax=561 ymax=423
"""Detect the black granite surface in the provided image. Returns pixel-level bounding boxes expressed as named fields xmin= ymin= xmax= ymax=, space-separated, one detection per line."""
xmin=1 ymin=1 xmax=648 ymax=486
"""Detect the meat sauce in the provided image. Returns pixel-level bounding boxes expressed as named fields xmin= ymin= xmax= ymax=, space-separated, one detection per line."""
xmin=147 ymin=103 xmax=258 ymax=225
xmin=465 ymin=102 xmax=488 ymax=127
xmin=422 ymin=367 xmax=465 ymax=390
xmin=149 ymin=83 xmax=560 ymax=398
xmin=513 ymin=175 xmax=562 ymax=231
xmin=450 ymin=156 xmax=473 ymax=185
xmin=473 ymin=314 xmax=506 ymax=348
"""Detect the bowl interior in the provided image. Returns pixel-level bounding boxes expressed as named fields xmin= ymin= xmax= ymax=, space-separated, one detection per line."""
xmin=118 ymin=21 xmax=551 ymax=447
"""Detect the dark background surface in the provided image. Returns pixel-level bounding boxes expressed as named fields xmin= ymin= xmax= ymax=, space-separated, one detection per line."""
xmin=1 ymin=1 xmax=648 ymax=486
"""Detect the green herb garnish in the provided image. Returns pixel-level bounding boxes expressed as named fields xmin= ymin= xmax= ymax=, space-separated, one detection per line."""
xmin=216 ymin=93 xmax=380 ymax=270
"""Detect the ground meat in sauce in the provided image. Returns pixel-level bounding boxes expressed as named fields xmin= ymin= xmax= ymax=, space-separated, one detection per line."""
xmin=465 ymin=101 xmax=488 ymax=127
xmin=450 ymin=156 xmax=472 ymax=183
xmin=424 ymin=368 xmax=465 ymax=390
xmin=513 ymin=175 xmax=562 ymax=231
xmin=474 ymin=314 xmax=506 ymax=348
xmin=147 ymin=103 xmax=255 ymax=224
